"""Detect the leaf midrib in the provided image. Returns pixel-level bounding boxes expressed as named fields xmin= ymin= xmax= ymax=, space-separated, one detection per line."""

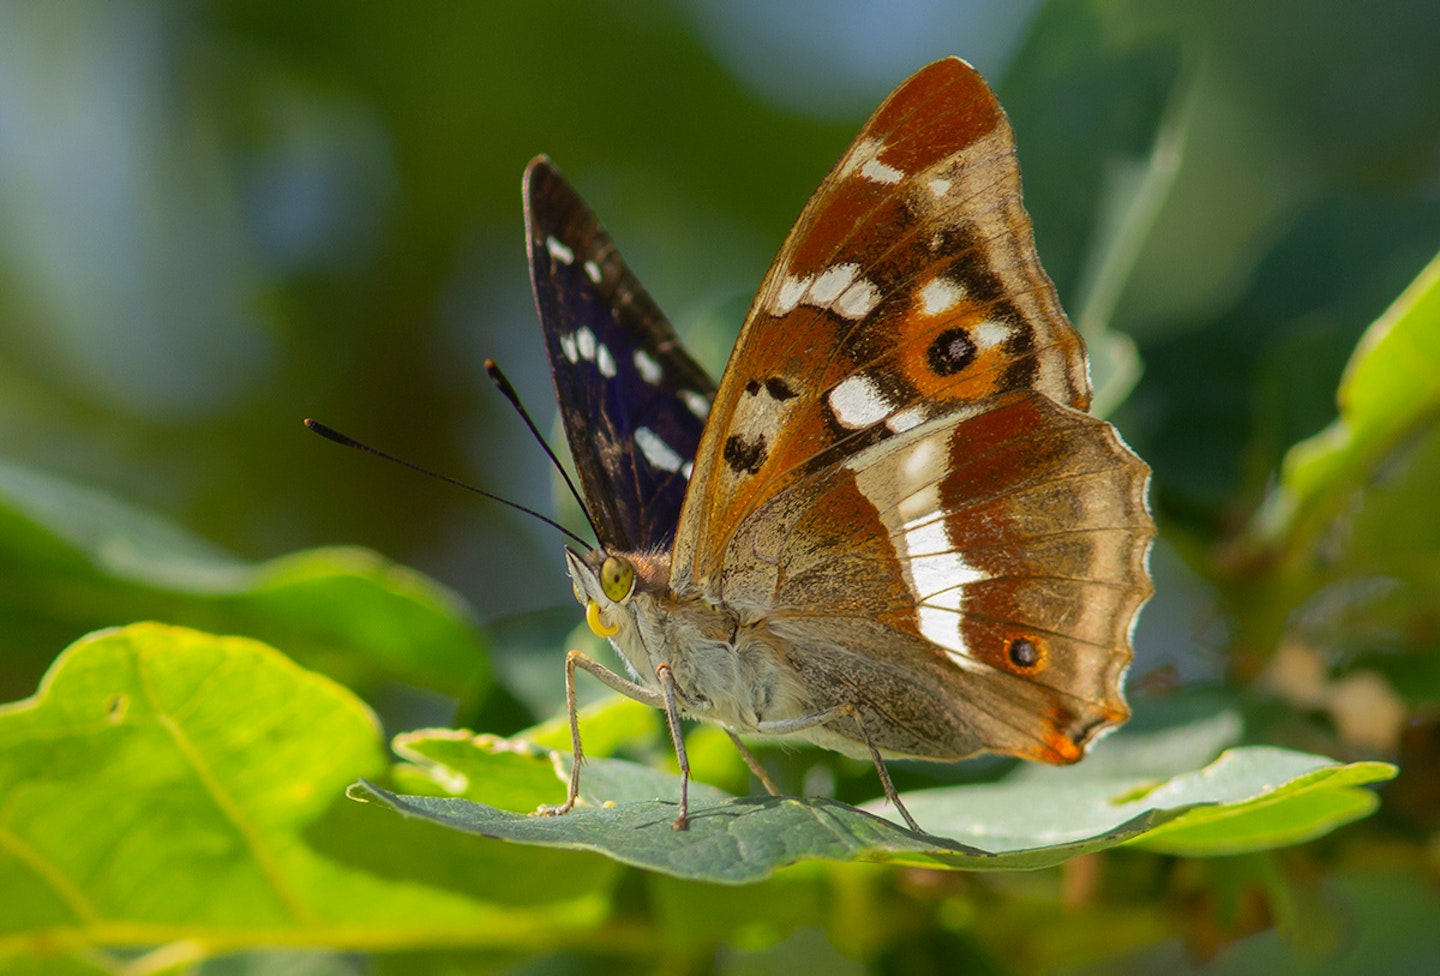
xmin=134 ymin=643 xmax=316 ymax=925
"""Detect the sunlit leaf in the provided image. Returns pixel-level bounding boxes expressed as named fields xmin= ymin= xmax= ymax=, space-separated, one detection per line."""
xmin=0 ymin=625 xmax=615 ymax=971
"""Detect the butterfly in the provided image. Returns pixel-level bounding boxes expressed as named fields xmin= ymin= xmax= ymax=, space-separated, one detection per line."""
xmin=524 ymin=57 xmax=1153 ymax=832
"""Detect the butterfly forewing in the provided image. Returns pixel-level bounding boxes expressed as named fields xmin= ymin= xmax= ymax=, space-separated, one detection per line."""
xmin=525 ymin=158 xmax=715 ymax=552
xmin=673 ymin=58 xmax=1091 ymax=588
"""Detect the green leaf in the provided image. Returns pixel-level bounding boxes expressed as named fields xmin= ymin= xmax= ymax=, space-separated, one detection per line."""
xmin=1254 ymin=248 xmax=1440 ymax=557
xmin=0 ymin=460 xmax=489 ymax=702
xmin=390 ymin=725 xmax=730 ymax=815
xmin=0 ymin=624 xmax=617 ymax=970
xmin=356 ymin=713 xmax=1393 ymax=884
xmin=1235 ymin=248 xmax=1440 ymax=694
xmin=1131 ymin=756 xmax=1392 ymax=856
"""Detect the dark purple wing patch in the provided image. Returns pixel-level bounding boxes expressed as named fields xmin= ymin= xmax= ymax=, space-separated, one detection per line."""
xmin=525 ymin=158 xmax=715 ymax=553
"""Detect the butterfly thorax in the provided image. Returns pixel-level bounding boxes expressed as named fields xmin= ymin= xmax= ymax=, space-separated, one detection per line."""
xmin=565 ymin=547 xmax=816 ymax=734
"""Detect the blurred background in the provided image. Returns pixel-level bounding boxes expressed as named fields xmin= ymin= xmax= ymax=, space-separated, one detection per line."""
xmin=0 ymin=0 xmax=1434 ymax=620
xmin=4 ymin=0 xmax=1440 ymax=714
xmin=4 ymin=0 xmax=1440 ymax=971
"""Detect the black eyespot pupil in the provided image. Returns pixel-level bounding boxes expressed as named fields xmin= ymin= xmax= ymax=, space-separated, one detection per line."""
xmin=927 ymin=328 xmax=977 ymax=376
xmin=1009 ymin=638 xmax=1039 ymax=668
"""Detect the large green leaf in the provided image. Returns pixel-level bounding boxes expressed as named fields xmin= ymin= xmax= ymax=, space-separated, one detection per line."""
xmin=0 ymin=461 xmax=489 ymax=703
xmin=0 ymin=625 xmax=617 ymax=973
xmin=358 ymin=712 xmax=1393 ymax=885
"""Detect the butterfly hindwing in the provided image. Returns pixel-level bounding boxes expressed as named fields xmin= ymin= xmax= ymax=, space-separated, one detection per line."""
xmin=718 ymin=390 xmax=1151 ymax=761
xmin=525 ymin=157 xmax=715 ymax=552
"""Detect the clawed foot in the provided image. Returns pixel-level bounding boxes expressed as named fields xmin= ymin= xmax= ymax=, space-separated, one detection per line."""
xmin=534 ymin=799 xmax=577 ymax=817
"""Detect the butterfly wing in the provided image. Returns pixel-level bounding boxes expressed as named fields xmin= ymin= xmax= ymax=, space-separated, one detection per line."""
xmin=669 ymin=58 xmax=1152 ymax=761
xmin=673 ymin=57 xmax=1093 ymax=587
xmin=724 ymin=391 xmax=1152 ymax=761
xmin=525 ymin=157 xmax=715 ymax=552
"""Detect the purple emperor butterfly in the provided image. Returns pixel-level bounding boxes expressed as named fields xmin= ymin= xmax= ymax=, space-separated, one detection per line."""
xmin=526 ymin=57 xmax=1153 ymax=832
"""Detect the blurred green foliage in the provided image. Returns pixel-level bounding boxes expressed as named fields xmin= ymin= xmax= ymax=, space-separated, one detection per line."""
xmin=2 ymin=1 xmax=1439 ymax=973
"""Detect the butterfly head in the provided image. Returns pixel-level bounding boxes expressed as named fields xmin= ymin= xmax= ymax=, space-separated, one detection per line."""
xmin=565 ymin=546 xmax=669 ymax=642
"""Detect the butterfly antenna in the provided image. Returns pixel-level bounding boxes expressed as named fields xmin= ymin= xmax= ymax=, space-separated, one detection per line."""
xmin=303 ymin=418 xmax=592 ymax=549
xmin=483 ymin=359 xmax=602 ymax=545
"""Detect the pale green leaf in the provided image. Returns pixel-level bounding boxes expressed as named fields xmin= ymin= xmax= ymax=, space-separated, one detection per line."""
xmin=0 ymin=625 xmax=616 ymax=970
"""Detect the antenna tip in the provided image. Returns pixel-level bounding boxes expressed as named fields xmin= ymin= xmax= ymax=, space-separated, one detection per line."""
xmin=303 ymin=418 xmax=356 ymax=448
xmin=485 ymin=360 xmax=519 ymax=398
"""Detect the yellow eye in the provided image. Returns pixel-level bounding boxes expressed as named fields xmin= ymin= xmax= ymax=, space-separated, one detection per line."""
xmin=600 ymin=556 xmax=635 ymax=603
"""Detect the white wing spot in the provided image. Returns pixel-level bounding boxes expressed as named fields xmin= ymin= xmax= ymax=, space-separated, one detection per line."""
xmin=900 ymin=436 xmax=943 ymax=487
xmin=849 ymin=429 xmax=992 ymax=665
xmin=584 ymin=260 xmax=602 ymax=283
xmin=809 ymin=264 xmax=859 ymax=305
xmin=559 ymin=333 xmax=579 ymax=363
xmin=902 ymin=515 xmax=988 ymax=658
xmin=575 ymin=327 xmax=597 ymax=361
xmin=841 ymin=137 xmax=885 ymax=182
xmin=835 ymin=278 xmax=881 ymax=319
xmin=772 ymin=264 xmax=879 ymax=320
xmin=972 ymin=320 xmax=1012 ymax=351
xmin=920 ymin=277 xmax=966 ymax=316
xmin=923 ymin=585 xmax=964 ymax=611
xmin=828 ymin=373 xmax=892 ymax=429
xmin=633 ymin=349 xmax=662 ymax=384
xmin=927 ymin=177 xmax=952 ymax=198
xmin=774 ymin=274 xmax=812 ymax=314
xmin=680 ymin=389 xmax=710 ymax=420
xmin=887 ymin=405 xmax=927 ymax=434
xmin=860 ymin=157 xmax=904 ymax=184
xmin=917 ymin=607 xmax=975 ymax=667
xmin=596 ymin=343 xmax=617 ymax=377
xmin=546 ymin=236 xmax=574 ymax=264
xmin=635 ymin=427 xmax=683 ymax=473
xmin=897 ymin=483 xmax=941 ymax=524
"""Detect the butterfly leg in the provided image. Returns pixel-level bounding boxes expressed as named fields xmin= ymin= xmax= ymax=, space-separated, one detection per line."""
xmin=724 ymin=731 xmax=782 ymax=796
xmin=537 ymin=649 xmax=666 ymax=818
xmin=654 ymin=663 xmax=693 ymax=830
xmin=754 ymin=705 xmax=921 ymax=833
xmin=850 ymin=713 xmax=922 ymax=834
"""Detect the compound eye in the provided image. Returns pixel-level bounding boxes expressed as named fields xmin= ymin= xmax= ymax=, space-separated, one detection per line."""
xmin=600 ymin=556 xmax=635 ymax=603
